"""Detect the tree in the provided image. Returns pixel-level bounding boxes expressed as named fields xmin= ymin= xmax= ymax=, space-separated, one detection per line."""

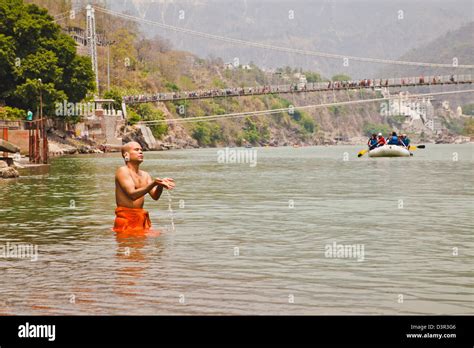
xmin=463 ymin=118 xmax=474 ymax=136
xmin=0 ymin=0 xmax=95 ymax=115
xmin=305 ymin=71 xmax=323 ymax=83
xmin=103 ymin=88 xmax=124 ymax=110
xmin=331 ymin=74 xmax=351 ymax=81
xmin=0 ymin=34 xmax=16 ymax=99
xmin=192 ymin=122 xmax=212 ymax=146
xmin=300 ymin=113 xmax=316 ymax=133
xmin=362 ymin=122 xmax=391 ymax=137
xmin=127 ymin=109 xmax=140 ymax=125
xmin=13 ymin=78 xmax=67 ymax=116
xmin=242 ymin=117 xmax=269 ymax=144
xmin=461 ymin=104 xmax=474 ymax=115
xmin=134 ymin=104 xmax=168 ymax=139
xmin=0 ymin=106 xmax=24 ymax=120
xmin=192 ymin=122 xmax=222 ymax=146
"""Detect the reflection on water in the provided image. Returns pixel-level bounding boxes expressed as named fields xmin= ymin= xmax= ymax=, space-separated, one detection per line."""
xmin=0 ymin=144 xmax=472 ymax=314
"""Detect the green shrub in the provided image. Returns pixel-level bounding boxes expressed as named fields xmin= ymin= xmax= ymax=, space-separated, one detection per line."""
xmin=300 ymin=114 xmax=316 ymax=133
xmin=463 ymin=118 xmax=474 ymax=136
xmin=192 ymin=122 xmax=222 ymax=146
xmin=241 ymin=117 xmax=269 ymax=144
xmin=305 ymin=72 xmax=323 ymax=83
xmin=462 ymin=104 xmax=474 ymax=115
xmin=243 ymin=128 xmax=261 ymax=144
xmin=328 ymin=105 xmax=345 ymax=116
xmin=0 ymin=106 xmax=24 ymax=120
xmin=133 ymin=104 xmax=168 ymax=138
xmin=103 ymin=88 xmax=124 ymax=110
xmin=212 ymin=78 xmax=226 ymax=88
xmin=291 ymin=109 xmax=302 ymax=121
xmin=362 ymin=122 xmax=391 ymax=137
xmin=331 ymin=74 xmax=351 ymax=81
xmin=127 ymin=109 xmax=140 ymax=125
xmin=443 ymin=119 xmax=463 ymax=134
xmin=165 ymin=82 xmax=179 ymax=92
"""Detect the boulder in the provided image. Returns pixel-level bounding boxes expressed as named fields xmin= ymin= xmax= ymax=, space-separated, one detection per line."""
xmin=0 ymin=166 xmax=19 ymax=178
xmin=139 ymin=125 xmax=158 ymax=149
xmin=0 ymin=139 xmax=20 ymax=153
xmin=48 ymin=140 xmax=78 ymax=156
xmin=122 ymin=125 xmax=157 ymax=150
xmin=162 ymin=122 xmax=199 ymax=149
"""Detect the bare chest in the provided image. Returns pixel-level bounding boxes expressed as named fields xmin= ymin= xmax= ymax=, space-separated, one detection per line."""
xmin=130 ymin=172 xmax=148 ymax=188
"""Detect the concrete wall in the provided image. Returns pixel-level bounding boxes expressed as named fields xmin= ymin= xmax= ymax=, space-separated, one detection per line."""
xmin=103 ymin=115 xmax=123 ymax=145
xmin=5 ymin=130 xmax=29 ymax=155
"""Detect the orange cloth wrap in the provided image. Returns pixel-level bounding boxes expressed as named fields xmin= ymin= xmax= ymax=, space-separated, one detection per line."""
xmin=113 ymin=206 xmax=152 ymax=233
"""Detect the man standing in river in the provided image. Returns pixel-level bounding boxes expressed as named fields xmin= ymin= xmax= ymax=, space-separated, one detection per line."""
xmin=113 ymin=141 xmax=175 ymax=234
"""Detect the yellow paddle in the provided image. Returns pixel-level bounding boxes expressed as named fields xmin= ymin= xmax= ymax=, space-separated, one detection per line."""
xmin=357 ymin=149 xmax=369 ymax=157
xmin=408 ymin=145 xmax=425 ymax=151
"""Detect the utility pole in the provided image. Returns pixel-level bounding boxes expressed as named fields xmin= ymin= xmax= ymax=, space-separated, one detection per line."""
xmin=107 ymin=43 xmax=110 ymax=91
xmin=38 ymin=79 xmax=43 ymax=120
xmin=38 ymin=78 xmax=48 ymax=164
xmin=37 ymin=78 xmax=42 ymax=164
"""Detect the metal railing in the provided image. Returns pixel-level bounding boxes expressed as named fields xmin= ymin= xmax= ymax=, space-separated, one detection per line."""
xmin=122 ymin=74 xmax=472 ymax=104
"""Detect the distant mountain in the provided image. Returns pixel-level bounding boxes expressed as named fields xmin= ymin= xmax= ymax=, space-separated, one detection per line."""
xmin=378 ymin=22 xmax=474 ymax=108
xmin=379 ymin=21 xmax=474 ymax=77
xmin=107 ymin=0 xmax=473 ymax=79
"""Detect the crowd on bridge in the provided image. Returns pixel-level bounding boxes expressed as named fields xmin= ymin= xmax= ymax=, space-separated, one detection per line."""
xmin=122 ymin=74 xmax=468 ymax=104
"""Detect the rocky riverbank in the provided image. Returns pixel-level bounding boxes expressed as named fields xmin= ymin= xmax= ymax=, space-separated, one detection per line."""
xmin=122 ymin=124 xmax=198 ymax=151
xmin=0 ymin=160 xmax=19 ymax=178
xmin=42 ymin=112 xmax=473 ymax=159
xmin=47 ymin=129 xmax=105 ymax=157
xmin=47 ymin=128 xmax=472 ymax=157
xmin=433 ymin=134 xmax=471 ymax=144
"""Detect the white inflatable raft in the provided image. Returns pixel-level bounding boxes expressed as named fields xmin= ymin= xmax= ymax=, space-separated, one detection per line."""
xmin=368 ymin=145 xmax=411 ymax=157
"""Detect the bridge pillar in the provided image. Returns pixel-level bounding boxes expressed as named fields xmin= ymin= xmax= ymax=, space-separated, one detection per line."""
xmin=86 ymin=4 xmax=99 ymax=94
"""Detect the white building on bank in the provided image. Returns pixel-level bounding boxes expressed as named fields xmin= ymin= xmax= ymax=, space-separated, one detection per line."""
xmin=380 ymin=89 xmax=438 ymax=131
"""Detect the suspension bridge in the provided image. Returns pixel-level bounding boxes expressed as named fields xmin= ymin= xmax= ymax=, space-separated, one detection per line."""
xmin=53 ymin=4 xmax=474 ymax=124
xmin=121 ymin=74 xmax=473 ymax=104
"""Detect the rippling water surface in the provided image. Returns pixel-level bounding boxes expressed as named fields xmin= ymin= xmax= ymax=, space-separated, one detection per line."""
xmin=0 ymin=144 xmax=472 ymax=315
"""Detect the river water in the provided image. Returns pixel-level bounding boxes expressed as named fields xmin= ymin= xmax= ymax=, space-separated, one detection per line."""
xmin=0 ymin=144 xmax=472 ymax=315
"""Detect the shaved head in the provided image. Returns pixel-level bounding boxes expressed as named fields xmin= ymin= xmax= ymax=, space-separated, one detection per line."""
xmin=121 ymin=142 xmax=144 ymax=164
xmin=121 ymin=142 xmax=141 ymax=158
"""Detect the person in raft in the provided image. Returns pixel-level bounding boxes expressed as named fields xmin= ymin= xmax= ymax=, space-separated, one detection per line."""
xmin=386 ymin=131 xmax=399 ymax=145
xmin=399 ymin=133 xmax=410 ymax=148
xmin=367 ymin=133 xmax=378 ymax=150
xmin=114 ymin=141 xmax=175 ymax=234
xmin=376 ymin=133 xmax=386 ymax=147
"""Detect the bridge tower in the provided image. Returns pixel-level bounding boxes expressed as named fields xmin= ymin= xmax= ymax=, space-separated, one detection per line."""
xmin=86 ymin=4 xmax=99 ymax=94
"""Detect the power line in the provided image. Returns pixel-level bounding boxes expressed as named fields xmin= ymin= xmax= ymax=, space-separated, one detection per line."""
xmin=137 ymin=89 xmax=474 ymax=125
xmin=94 ymin=6 xmax=474 ymax=69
